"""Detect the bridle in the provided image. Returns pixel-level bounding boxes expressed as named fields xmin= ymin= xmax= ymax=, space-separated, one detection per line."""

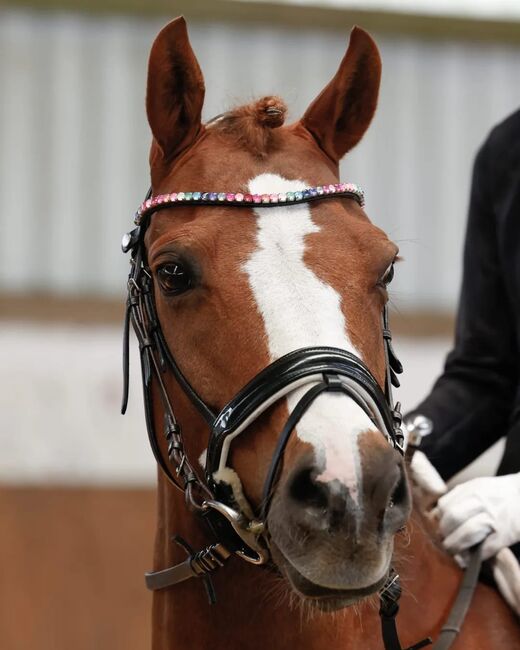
xmin=121 ymin=181 xmax=478 ymax=650
xmin=122 ymin=180 xmax=404 ymax=557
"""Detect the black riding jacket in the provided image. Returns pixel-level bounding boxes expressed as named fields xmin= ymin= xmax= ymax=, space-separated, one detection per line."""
xmin=411 ymin=108 xmax=520 ymax=481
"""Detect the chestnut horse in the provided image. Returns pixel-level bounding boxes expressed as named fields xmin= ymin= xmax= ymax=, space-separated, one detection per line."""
xmin=123 ymin=17 xmax=519 ymax=650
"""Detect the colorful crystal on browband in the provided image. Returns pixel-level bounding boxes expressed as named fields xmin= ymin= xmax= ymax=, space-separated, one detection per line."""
xmin=134 ymin=182 xmax=365 ymax=225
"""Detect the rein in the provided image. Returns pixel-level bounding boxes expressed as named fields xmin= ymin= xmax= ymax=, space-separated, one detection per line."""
xmin=121 ymin=183 xmax=479 ymax=650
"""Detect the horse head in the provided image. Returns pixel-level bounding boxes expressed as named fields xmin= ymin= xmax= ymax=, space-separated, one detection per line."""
xmin=130 ymin=16 xmax=411 ymax=612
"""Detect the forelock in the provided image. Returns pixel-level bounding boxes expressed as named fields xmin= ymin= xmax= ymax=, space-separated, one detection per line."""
xmin=207 ymin=96 xmax=287 ymax=158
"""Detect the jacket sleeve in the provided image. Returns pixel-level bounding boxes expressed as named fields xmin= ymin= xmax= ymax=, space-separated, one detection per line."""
xmin=409 ymin=135 xmax=518 ymax=481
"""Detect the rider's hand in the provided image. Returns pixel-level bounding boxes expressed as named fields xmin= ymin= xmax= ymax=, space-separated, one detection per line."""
xmin=435 ymin=473 xmax=520 ymax=564
xmin=410 ymin=450 xmax=448 ymax=503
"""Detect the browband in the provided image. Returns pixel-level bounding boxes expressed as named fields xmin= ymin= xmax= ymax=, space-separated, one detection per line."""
xmin=134 ymin=182 xmax=365 ymax=224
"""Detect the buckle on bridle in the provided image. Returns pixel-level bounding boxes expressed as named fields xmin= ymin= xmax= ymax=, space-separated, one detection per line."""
xmin=121 ymin=227 xmax=141 ymax=253
xmin=201 ymin=500 xmax=269 ymax=565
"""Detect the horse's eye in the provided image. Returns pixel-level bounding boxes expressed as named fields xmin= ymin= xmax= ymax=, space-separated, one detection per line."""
xmin=379 ymin=262 xmax=395 ymax=287
xmin=157 ymin=262 xmax=192 ymax=295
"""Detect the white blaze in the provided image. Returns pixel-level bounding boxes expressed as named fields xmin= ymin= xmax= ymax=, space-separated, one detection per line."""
xmin=243 ymin=173 xmax=374 ymax=505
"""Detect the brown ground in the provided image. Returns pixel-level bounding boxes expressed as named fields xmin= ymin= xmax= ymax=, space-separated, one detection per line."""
xmin=0 ymin=487 xmax=156 ymax=650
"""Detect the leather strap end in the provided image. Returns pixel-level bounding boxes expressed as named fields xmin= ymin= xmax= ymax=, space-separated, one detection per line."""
xmin=121 ymin=301 xmax=131 ymax=415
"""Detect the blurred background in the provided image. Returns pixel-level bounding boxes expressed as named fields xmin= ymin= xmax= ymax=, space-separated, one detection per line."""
xmin=1 ymin=1 xmax=519 ymax=648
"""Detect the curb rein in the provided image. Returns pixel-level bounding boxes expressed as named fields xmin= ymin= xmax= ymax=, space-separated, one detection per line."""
xmin=121 ymin=186 xmax=480 ymax=650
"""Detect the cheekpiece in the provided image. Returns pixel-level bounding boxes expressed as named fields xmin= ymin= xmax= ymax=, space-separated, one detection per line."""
xmin=134 ymin=182 xmax=365 ymax=225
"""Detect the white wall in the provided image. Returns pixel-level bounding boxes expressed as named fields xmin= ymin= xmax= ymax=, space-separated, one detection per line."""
xmin=1 ymin=8 xmax=520 ymax=311
xmin=0 ymin=322 xmax=503 ymax=485
xmin=241 ymin=0 xmax=520 ymax=21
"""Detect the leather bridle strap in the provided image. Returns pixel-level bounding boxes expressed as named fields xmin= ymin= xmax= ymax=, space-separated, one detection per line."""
xmin=123 ymin=245 xmax=214 ymax=506
xmin=206 ymin=344 xmax=403 ymax=491
xmin=260 ymin=381 xmax=329 ymax=520
xmin=145 ymin=540 xmax=231 ymax=596
xmin=432 ymin=544 xmax=483 ymax=649
xmin=259 ymin=372 xmax=395 ymax=521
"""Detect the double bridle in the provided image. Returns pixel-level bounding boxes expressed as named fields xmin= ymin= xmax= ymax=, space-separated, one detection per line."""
xmin=121 ymin=182 xmax=478 ymax=650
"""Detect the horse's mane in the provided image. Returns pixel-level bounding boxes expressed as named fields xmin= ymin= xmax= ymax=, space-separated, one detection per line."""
xmin=207 ymin=96 xmax=288 ymax=158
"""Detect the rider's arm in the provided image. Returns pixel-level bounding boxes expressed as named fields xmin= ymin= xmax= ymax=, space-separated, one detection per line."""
xmin=408 ymin=129 xmax=518 ymax=481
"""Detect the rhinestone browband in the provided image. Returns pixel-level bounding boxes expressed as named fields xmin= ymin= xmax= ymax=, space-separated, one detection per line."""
xmin=134 ymin=182 xmax=365 ymax=225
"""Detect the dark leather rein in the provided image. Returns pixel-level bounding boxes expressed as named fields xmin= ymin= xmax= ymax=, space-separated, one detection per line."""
xmin=121 ymin=186 xmax=480 ymax=650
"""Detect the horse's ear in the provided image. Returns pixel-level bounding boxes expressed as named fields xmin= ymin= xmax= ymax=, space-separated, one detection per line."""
xmin=146 ymin=17 xmax=205 ymax=162
xmin=301 ymin=27 xmax=381 ymax=162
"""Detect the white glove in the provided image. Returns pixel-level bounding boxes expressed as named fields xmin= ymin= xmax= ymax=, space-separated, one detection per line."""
xmin=435 ymin=473 xmax=520 ymax=565
xmin=410 ymin=450 xmax=448 ymax=500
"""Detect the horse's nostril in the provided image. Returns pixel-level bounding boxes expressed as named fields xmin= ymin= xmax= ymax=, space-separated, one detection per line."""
xmin=281 ymin=453 xmax=410 ymax=536
xmin=288 ymin=467 xmax=328 ymax=511
xmin=389 ymin=469 xmax=408 ymax=509
xmin=381 ymin=463 xmax=411 ymax=533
